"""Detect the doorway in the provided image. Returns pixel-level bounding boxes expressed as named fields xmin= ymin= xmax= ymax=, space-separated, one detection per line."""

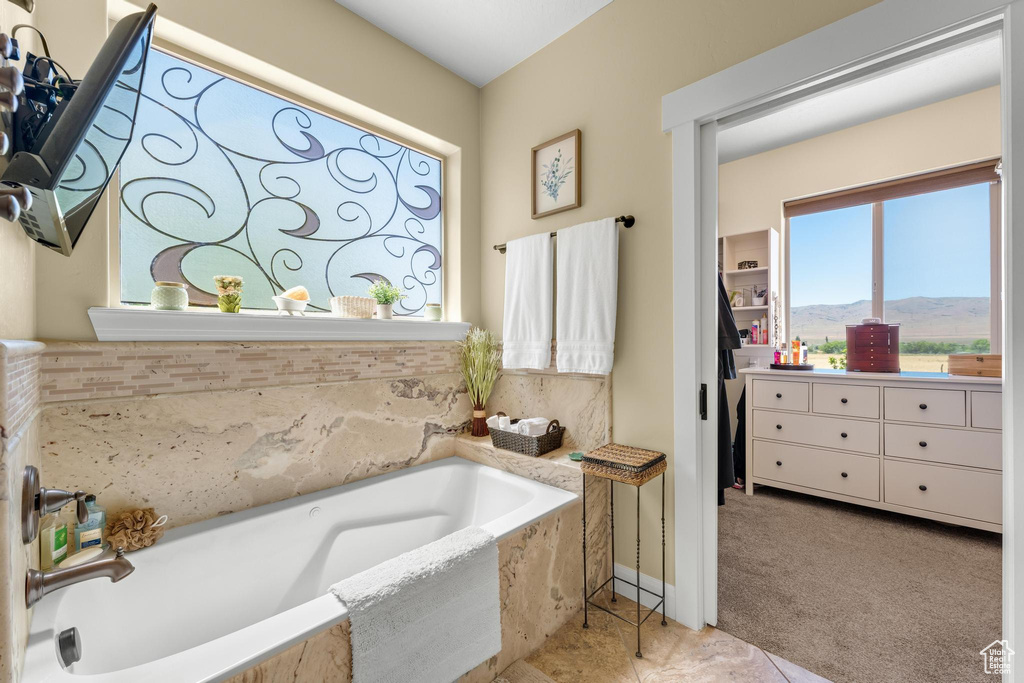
xmin=664 ymin=1 xmax=1021 ymax=679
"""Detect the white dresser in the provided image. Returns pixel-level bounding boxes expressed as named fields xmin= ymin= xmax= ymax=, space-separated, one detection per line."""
xmin=742 ymin=368 xmax=1003 ymax=532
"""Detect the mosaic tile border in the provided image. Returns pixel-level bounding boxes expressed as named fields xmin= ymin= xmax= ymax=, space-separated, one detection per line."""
xmin=39 ymin=340 xmax=606 ymax=403
xmin=0 ymin=341 xmax=44 ymax=437
xmin=40 ymin=341 xmax=460 ymax=403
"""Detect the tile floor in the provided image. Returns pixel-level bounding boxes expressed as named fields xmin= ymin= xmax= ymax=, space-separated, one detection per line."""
xmin=515 ymin=588 xmax=830 ymax=682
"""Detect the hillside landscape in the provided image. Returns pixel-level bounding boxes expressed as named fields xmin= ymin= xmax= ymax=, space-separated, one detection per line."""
xmin=790 ymin=296 xmax=990 ymax=345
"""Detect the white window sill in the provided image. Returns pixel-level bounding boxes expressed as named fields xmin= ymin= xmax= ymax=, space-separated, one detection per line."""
xmin=88 ymin=307 xmax=470 ymax=342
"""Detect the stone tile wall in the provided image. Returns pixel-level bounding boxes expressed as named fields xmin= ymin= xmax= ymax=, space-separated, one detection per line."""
xmin=0 ymin=341 xmax=44 ymax=683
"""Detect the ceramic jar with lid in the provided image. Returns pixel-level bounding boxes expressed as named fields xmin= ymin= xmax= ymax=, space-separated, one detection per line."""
xmin=150 ymin=281 xmax=189 ymax=310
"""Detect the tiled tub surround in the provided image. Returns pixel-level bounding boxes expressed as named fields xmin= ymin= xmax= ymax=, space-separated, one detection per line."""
xmin=24 ymin=459 xmax=608 ymax=683
xmin=35 ymin=340 xmax=613 ymax=681
xmin=0 ymin=340 xmax=45 ymax=683
xmin=42 ymin=372 xmax=471 ymax=529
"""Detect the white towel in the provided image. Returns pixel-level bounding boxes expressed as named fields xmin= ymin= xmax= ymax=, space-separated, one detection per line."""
xmin=331 ymin=526 xmax=500 ymax=683
xmin=516 ymin=417 xmax=551 ymax=436
xmin=486 ymin=414 xmax=512 ymax=432
xmin=556 ymin=218 xmax=619 ymax=374
xmin=502 ymin=233 xmax=553 ymax=369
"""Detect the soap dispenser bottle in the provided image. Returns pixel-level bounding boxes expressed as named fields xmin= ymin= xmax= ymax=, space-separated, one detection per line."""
xmin=74 ymin=495 xmax=107 ymax=552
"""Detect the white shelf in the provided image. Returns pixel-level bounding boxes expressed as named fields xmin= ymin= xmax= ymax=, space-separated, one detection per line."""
xmin=731 ymin=305 xmax=768 ymax=312
xmin=88 ymin=307 xmax=471 ymax=342
xmin=723 ymin=267 xmax=768 ymax=276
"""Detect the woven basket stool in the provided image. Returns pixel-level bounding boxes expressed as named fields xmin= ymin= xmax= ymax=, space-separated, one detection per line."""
xmin=580 ymin=443 xmax=667 ymax=658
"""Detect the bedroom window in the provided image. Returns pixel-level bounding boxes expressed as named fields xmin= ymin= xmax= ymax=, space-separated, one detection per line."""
xmin=118 ymin=49 xmax=443 ymax=316
xmin=785 ymin=160 xmax=1001 ymax=371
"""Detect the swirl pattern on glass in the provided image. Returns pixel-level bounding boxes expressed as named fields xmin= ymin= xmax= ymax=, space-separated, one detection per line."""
xmin=119 ymin=50 xmax=443 ymax=315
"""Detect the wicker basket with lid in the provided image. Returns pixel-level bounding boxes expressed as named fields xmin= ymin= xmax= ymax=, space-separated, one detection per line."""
xmin=580 ymin=443 xmax=666 ymax=486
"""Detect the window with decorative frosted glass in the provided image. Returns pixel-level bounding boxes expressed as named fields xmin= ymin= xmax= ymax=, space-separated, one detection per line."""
xmin=119 ymin=49 xmax=443 ymax=316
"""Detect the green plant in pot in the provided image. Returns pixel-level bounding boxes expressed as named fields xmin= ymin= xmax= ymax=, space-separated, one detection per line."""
xmin=458 ymin=327 xmax=500 ymax=437
xmin=367 ymin=280 xmax=405 ymax=320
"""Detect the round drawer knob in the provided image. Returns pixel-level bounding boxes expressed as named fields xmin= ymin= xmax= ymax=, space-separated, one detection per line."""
xmin=841 ymin=472 xmax=848 ymax=478
xmin=919 ymin=403 xmax=928 ymax=410
xmin=919 ymin=484 xmax=928 ymax=491
xmin=776 ymin=424 xmax=782 ymax=430
xmin=841 ymin=398 xmax=848 ymax=404
xmin=919 ymin=441 xmax=927 ymax=448
xmin=776 ymin=393 xmax=782 ymax=398
xmin=840 ymin=432 xmax=848 ymax=439
xmin=776 ymin=460 xmax=782 ymax=466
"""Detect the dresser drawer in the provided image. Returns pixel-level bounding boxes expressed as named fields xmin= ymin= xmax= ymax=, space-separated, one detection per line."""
xmin=972 ymin=392 xmax=1003 ymax=430
xmin=884 ymin=423 xmax=1002 ymax=471
xmin=752 ymin=379 xmax=808 ymax=412
xmin=753 ymin=410 xmax=879 ymax=454
xmin=884 ymin=387 xmax=965 ymax=426
xmin=753 ymin=441 xmax=879 ymax=501
xmin=812 ymin=383 xmax=879 ymax=419
xmin=884 ymin=460 xmax=1001 ymax=524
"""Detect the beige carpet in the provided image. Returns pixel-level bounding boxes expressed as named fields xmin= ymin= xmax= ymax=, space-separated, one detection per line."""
xmin=718 ymin=486 xmax=1001 ymax=683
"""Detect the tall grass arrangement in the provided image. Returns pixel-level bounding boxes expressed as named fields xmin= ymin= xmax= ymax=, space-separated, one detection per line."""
xmin=458 ymin=327 xmax=501 ymax=436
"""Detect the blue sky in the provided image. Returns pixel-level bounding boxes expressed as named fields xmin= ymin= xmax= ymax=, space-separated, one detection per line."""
xmin=789 ymin=183 xmax=991 ymax=308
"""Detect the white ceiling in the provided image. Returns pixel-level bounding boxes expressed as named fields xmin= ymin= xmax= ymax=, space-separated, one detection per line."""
xmin=718 ymin=34 xmax=1002 ymax=164
xmin=334 ymin=0 xmax=614 ymax=86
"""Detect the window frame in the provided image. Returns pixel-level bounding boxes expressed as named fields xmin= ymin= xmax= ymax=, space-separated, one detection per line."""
xmin=110 ymin=44 xmax=448 ymax=317
xmin=784 ymin=158 xmax=1002 ymax=354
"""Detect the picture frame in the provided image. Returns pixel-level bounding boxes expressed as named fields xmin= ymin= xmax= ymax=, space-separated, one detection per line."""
xmin=532 ymin=129 xmax=581 ymax=219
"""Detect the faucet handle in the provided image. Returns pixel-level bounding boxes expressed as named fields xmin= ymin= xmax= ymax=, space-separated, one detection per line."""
xmin=21 ymin=465 xmax=92 ymax=544
xmin=40 ymin=487 xmax=88 ymax=521
xmin=74 ymin=491 xmax=89 ymax=524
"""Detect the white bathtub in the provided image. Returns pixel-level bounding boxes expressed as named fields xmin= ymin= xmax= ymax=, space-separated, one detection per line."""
xmin=23 ymin=457 xmax=577 ymax=682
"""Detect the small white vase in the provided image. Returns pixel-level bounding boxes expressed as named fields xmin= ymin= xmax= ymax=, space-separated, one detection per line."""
xmin=376 ymin=303 xmax=393 ymax=320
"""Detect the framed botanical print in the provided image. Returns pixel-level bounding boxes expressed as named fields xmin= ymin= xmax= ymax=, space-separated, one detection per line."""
xmin=532 ymin=129 xmax=581 ymax=219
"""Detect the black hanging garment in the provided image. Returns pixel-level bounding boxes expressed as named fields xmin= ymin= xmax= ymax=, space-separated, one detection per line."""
xmin=733 ymin=386 xmax=746 ymax=483
xmin=717 ymin=274 xmax=741 ymax=506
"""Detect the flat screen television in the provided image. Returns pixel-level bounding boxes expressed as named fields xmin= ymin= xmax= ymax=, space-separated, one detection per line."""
xmin=2 ymin=4 xmax=156 ymax=256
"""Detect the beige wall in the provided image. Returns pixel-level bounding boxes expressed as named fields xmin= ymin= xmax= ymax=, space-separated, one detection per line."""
xmin=479 ymin=0 xmax=881 ymax=580
xmin=720 ymin=86 xmax=1002 ymax=238
xmin=32 ymin=0 xmax=481 ymax=340
xmin=0 ymin=0 xmax=42 ymax=340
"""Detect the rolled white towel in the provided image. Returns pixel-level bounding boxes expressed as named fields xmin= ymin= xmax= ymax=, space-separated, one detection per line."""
xmin=517 ymin=417 xmax=551 ymax=436
xmin=486 ymin=414 xmax=512 ymax=432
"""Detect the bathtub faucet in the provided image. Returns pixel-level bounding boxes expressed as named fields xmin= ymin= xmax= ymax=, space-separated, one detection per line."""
xmin=26 ymin=546 xmax=135 ymax=607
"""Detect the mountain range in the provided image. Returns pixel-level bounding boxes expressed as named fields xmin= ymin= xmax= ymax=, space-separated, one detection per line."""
xmin=790 ymin=296 xmax=990 ymax=344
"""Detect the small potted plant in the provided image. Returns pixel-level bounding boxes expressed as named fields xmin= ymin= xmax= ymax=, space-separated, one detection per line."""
xmin=213 ymin=275 xmax=243 ymax=313
xmin=458 ymin=328 xmax=500 ymax=437
xmin=367 ymin=280 xmax=405 ymax=319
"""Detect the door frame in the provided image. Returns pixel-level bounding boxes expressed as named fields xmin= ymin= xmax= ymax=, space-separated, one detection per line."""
xmin=663 ymin=0 xmax=1023 ymax=664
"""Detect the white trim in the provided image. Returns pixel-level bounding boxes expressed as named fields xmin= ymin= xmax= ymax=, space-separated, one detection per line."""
xmin=670 ymin=121 xmax=705 ymax=630
xmin=664 ymin=0 xmax=1023 ymax=661
xmin=612 ymin=562 xmax=677 ymax=622
xmin=662 ymin=0 xmax=1006 ymax=131
xmin=87 ymin=307 xmax=470 ymax=342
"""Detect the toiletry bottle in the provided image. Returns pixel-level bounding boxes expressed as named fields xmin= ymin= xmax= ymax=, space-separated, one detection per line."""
xmin=74 ymin=495 xmax=107 ymax=552
xmin=751 ymin=321 xmax=759 ymax=344
xmin=39 ymin=514 xmax=68 ymax=571
xmin=760 ymin=314 xmax=768 ymax=344
xmin=774 ymin=348 xmax=781 ymax=365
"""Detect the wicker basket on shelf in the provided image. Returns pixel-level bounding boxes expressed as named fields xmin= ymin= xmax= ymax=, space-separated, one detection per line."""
xmin=329 ymin=296 xmax=375 ymax=319
xmin=581 ymin=443 xmax=667 ymax=485
xmin=489 ymin=412 xmax=565 ymax=457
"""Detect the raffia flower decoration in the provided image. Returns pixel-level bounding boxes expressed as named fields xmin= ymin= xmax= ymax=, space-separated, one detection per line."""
xmin=106 ymin=508 xmax=166 ymax=552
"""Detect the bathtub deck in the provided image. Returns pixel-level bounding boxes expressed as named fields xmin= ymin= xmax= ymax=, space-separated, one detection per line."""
xmin=455 ymin=435 xmax=587 ymax=496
